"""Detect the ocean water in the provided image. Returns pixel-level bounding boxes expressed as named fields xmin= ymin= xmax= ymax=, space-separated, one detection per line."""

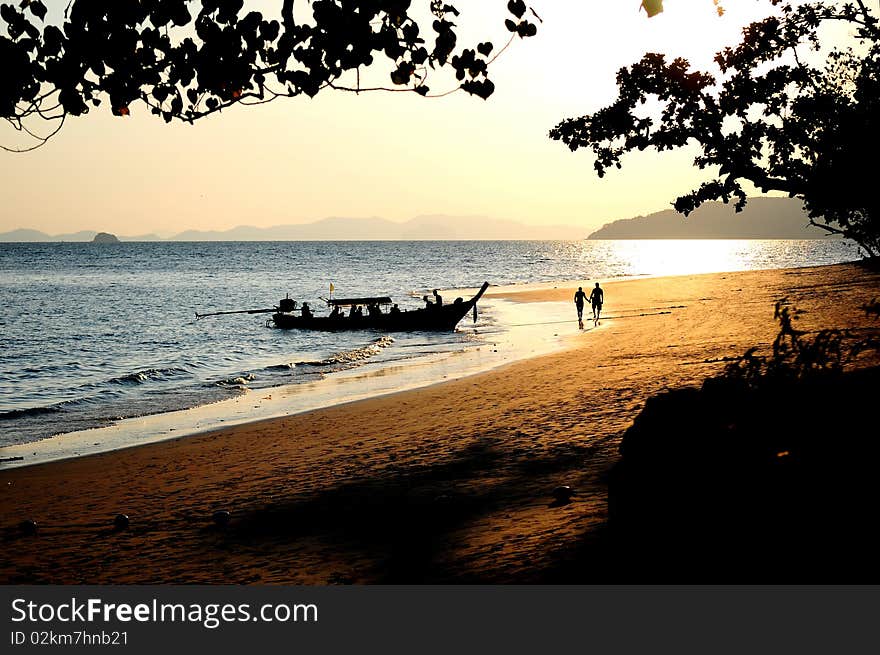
xmin=0 ymin=239 xmax=860 ymax=449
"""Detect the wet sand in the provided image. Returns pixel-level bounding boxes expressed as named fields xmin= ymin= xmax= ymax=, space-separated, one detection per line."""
xmin=2 ymin=262 xmax=879 ymax=583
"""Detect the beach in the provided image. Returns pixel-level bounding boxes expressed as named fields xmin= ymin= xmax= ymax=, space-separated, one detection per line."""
xmin=2 ymin=261 xmax=879 ymax=584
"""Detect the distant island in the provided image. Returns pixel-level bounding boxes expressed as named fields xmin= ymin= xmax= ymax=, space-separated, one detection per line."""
xmin=92 ymin=232 xmax=120 ymax=243
xmin=588 ymin=197 xmax=835 ymax=239
xmin=0 ymin=199 xmax=840 ymax=242
xmin=0 ymin=215 xmax=584 ymax=242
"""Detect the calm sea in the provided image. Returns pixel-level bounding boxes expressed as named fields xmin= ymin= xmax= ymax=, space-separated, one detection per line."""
xmin=0 ymin=239 xmax=860 ymax=447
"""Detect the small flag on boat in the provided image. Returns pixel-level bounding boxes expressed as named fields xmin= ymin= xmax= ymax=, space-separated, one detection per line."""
xmin=329 ymin=283 xmax=335 ymax=294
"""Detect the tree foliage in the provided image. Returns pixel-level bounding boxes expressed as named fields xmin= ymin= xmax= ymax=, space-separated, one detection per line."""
xmin=0 ymin=0 xmax=538 ymax=150
xmin=550 ymin=1 xmax=880 ymax=256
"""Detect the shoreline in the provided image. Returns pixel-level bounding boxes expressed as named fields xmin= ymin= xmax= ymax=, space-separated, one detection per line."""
xmin=0 ymin=259 xmax=842 ymax=470
xmin=0 ymin=242 xmax=862 ymax=466
xmin=2 ymin=261 xmax=879 ymax=583
xmin=0 ymin=296 xmax=578 ymax=470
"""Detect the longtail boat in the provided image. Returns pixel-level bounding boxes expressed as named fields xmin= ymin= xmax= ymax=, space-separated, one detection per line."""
xmin=196 ymin=282 xmax=489 ymax=332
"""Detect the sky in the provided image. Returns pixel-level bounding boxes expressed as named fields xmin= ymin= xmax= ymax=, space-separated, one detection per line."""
xmin=0 ymin=1 xmax=792 ymax=237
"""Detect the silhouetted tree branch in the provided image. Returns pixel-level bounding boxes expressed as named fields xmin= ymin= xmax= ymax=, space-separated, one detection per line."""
xmin=1 ymin=0 xmax=539 ymax=150
xmin=550 ymin=1 xmax=880 ymax=257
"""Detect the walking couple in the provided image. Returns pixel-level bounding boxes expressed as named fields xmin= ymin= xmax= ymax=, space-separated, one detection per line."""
xmin=574 ymin=283 xmax=603 ymax=328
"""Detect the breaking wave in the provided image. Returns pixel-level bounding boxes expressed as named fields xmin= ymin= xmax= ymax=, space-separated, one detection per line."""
xmin=298 ymin=336 xmax=395 ymax=367
xmin=108 ymin=367 xmax=190 ymax=385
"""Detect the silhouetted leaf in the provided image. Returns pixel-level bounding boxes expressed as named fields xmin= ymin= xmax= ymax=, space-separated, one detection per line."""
xmin=58 ymin=87 xmax=87 ymax=115
xmin=507 ymin=0 xmax=526 ymax=19
xmin=40 ymin=23 xmax=63 ymax=56
xmin=28 ymin=0 xmax=46 ymax=21
xmin=461 ymin=78 xmax=494 ymax=99
xmin=260 ymin=19 xmax=279 ymax=42
xmin=412 ymin=47 xmax=428 ymax=65
xmin=516 ymin=21 xmax=537 ymax=38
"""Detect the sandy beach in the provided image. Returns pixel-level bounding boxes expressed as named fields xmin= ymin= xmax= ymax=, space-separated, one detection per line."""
xmin=2 ymin=261 xmax=879 ymax=584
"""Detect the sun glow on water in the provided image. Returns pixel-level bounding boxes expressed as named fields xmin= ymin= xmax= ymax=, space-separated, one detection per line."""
xmin=563 ymin=239 xmax=860 ymax=280
xmin=607 ymin=240 xmax=764 ymax=277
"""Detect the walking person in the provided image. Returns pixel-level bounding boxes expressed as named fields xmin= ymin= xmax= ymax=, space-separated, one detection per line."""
xmin=574 ymin=286 xmax=587 ymax=329
xmin=589 ymin=282 xmax=604 ymax=324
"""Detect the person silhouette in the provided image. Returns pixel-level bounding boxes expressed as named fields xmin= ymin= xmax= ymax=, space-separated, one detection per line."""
xmin=574 ymin=286 xmax=587 ymax=328
xmin=589 ymin=282 xmax=604 ymax=324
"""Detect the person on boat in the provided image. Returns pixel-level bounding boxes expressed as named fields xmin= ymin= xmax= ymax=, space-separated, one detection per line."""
xmin=353 ymin=305 xmax=364 ymax=319
xmin=301 ymin=302 xmax=313 ymax=319
xmin=329 ymin=305 xmax=341 ymax=319
xmin=433 ymin=289 xmax=443 ymax=307
xmin=390 ymin=303 xmax=401 ymax=315
xmin=422 ymin=295 xmax=434 ymax=309
xmin=589 ymin=282 xmax=604 ymax=323
xmin=368 ymin=303 xmax=381 ymax=317
xmin=349 ymin=304 xmax=358 ymax=318
xmin=574 ymin=286 xmax=587 ymax=323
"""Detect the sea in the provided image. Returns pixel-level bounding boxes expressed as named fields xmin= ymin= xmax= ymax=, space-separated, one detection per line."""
xmin=0 ymin=239 xmax=861 ymax=455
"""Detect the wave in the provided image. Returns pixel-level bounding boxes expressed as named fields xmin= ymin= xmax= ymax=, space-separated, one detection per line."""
xmin=244 ymin=336 xmax=399 ymax=385
xmin=265 ymin=363 xmax=295 ymax=371
xmin=1 ymin=367 xmax=194 ymax=420
xmin=0 ymin=405 xmax=62 ymax=421
xmin=297 ymin=336 xmax=395 ymax=367
xmin=108 ymin=367 xmax=190 ymax=386
xmin=213 ymin=373 xmax=256 ymax=387
xmin=3 ymin=338 xmax=398 ymax=425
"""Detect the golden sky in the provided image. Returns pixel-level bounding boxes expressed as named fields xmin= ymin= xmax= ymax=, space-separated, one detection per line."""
xmin=0 ymin=1 xmax=786 ymax=236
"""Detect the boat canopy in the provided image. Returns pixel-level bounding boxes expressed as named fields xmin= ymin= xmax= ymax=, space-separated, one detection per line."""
xmin=328 ymin=296 xmax=393 ymax=306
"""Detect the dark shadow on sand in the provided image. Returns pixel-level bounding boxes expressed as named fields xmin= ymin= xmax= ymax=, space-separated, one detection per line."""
xmin=220 ymin=440 xmax=595 ymax=583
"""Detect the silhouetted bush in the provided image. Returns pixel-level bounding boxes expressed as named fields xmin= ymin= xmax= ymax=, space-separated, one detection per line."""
xmin=607 ymin=304 xmax=880 ymax=582
xmin=720 ymin=301 xmax=876 ymax=386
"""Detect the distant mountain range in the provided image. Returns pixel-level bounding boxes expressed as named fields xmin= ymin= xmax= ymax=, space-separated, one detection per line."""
xmin=0 ymin=200 xmax=837 ymax=242
xmin=0 ymin=228 xmax=163 ymax=242
xmin=0 ymin=215 xmax=584 ymax=242
xmin=587 ymin=198 xmax=834 ymax=239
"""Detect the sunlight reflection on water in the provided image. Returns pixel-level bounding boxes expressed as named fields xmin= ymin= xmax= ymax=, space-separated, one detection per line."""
xmin=554 ymin=239 xmax=860 ymax=279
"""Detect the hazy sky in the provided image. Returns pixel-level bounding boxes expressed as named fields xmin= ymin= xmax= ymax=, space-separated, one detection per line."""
xmin=1 ymin=1 xmax=788 ymax=236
